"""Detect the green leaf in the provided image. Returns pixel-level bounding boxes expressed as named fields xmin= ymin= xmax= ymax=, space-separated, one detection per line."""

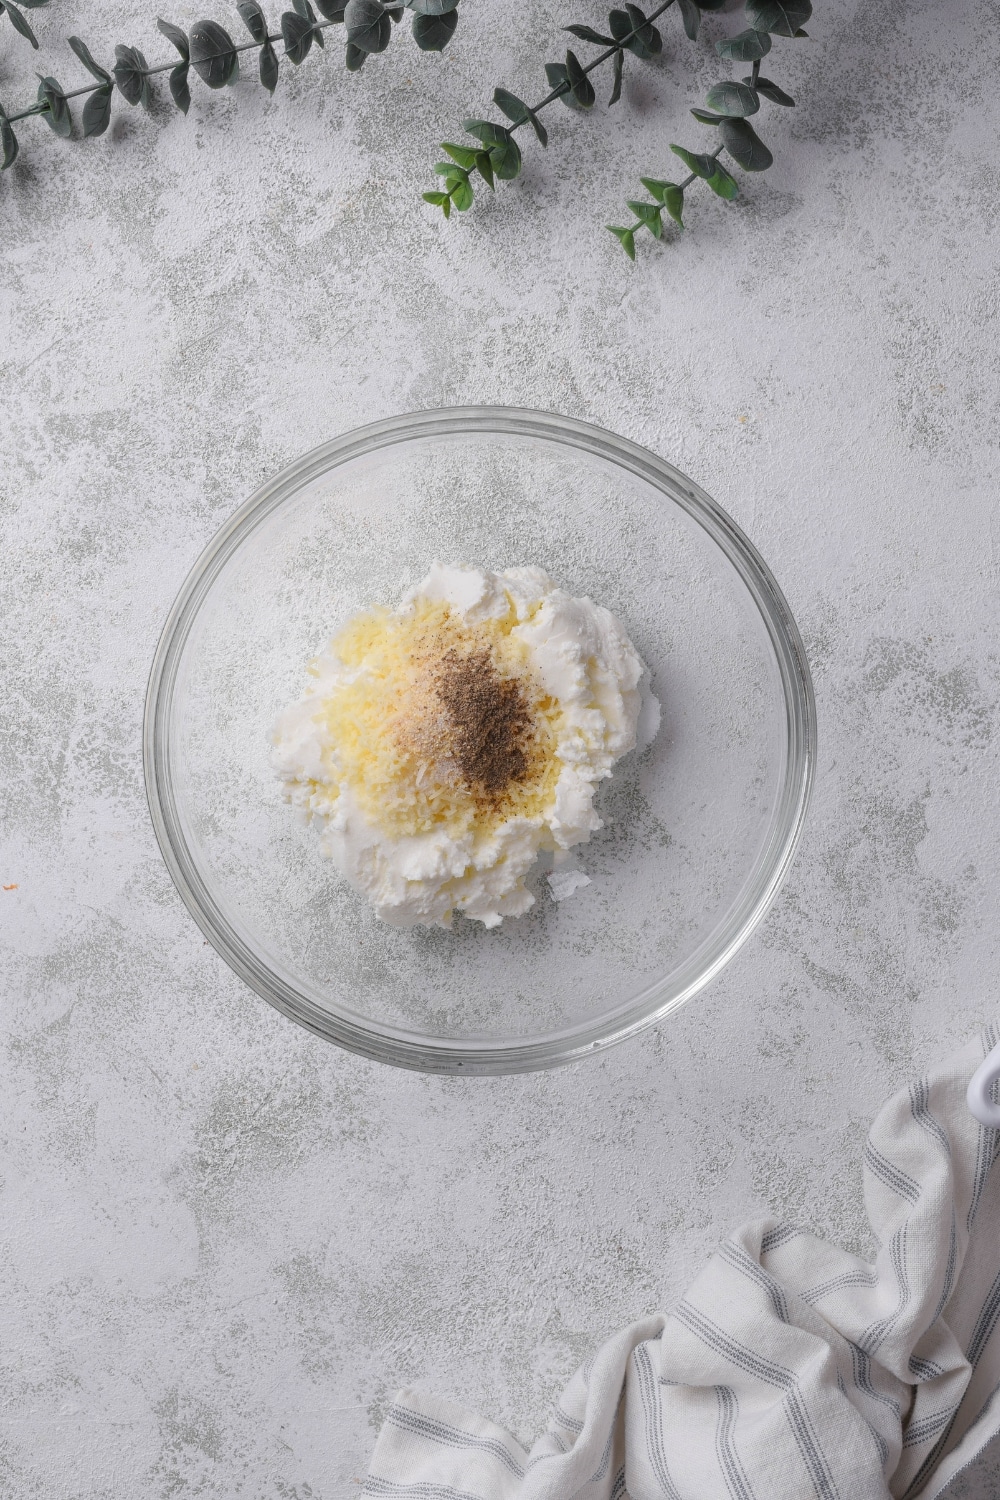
xmin=564 ymin=49 xmax=595 ymax=109
xmin=463 ymin=118 xmax=521 ymax=179
xmin=690 ymin=108 xmax=725 ymax=124
xmin=169 ymin=60 xmax=190 ymax=111
xmin=113 ymin=45 xmax=152 ymax=107
xmin=793 ymin=27 xmax=808 ymax=36
xmin=608 ymin=8 xmax=651 ymax=59
xmin=1 ymin=112 xmax=19 ymax=168
xmin=609 ymin=47 xmax=624 ymax=105
xmin=345 ymin=38 xmax=366 ymax=67
xmin=719 ymin=116 xmax=772 ymax=170
xmin=625 ymin=3 xmax=661 ymax=54
xmin=628 ymin=199 xmax=662 ymax=238
xmin=412 ymin=10 xmax=457 ymax=48
xmin=474 ymin=150 xmax=494 ymax=188
xmin=236 ymin=0 xmax=268 ymax=42
xmin=37 ymin=74 xmax=72 ymax=135
xmin=705 ymin=162 xmax=739 ymax=199
xmin=423 ymin=189 xmax=451 ymax=218
xmin=639 ymin=177 xmax=667 ymax=202
xmin=707 ymin=81 xmax=759 ymax=118
xmin=189 ymin=20 xmax=239 ymax=87
xmin=715 ymin=27 xmax=770 ymax=60
xmin=751 ymin=75 xmax=795 ymax=106
xmin=82 ymin=81 xmax=113 ymax=134
xmin=662 ymin=183 xmax=684 ymax=225
xmin=606 ymin=225 xmax=636 ymax=260
xmin=545 ymin=61 xmax=591 ymax=112
xmin=493 ymin=86 xmax=547 ymax=146
xmin=441 ymin=141 xmax=477 ymax=169
xmin=69 ymin=35 xmax=113 ymax=82
xmin=259 ymin=37 xmax=279 ymax=88
xmin=156 ymin=17 xmax=190 ymax=58
xmin=4 ymin=3 xmax=39 ymax=49
xmin=408 ymin=0 xmax=459 ymax=13
xmin=676 ymin=0 xmax=699 ymax=40
xmin=314 ymin=0 xmax=346 ymax=17
xmin=344 ymin=0 xmax=391 ymax=52
xmin=282 ymin=10 xmax=314 ymax=62
xmin=563 ymin=22 xmax=613 ymax=43
xmin=449 ymin=175 xmax=473 ymax=210
xmin=745 ymin=0 xmax=811 ymax=36
xmin=669 ymin=143 xmax=717 ymax=179
xmin=295 ymin=0 xmax=324 ymax=42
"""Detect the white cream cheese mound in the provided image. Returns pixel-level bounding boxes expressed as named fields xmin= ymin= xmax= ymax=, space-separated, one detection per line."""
xmin=271 ymin=562 xmax=659 ymax=929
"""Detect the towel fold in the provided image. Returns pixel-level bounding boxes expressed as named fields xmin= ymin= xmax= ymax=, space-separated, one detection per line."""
xmin=365 ymin=1027 xmax=1000 ymax=1500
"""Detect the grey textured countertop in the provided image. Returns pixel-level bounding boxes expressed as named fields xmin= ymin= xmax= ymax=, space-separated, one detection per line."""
xmin=3 ymin=0 xmax=999 ymax=1493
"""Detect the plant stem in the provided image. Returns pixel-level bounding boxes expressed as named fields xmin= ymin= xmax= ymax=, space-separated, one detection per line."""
xmin=506 ymin=0 xmax=676 ymax=130
xmin=3 ymin=17 xmax=341 ymax=125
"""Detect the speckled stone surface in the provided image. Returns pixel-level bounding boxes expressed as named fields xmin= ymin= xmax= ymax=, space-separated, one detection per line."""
xmin=2 ymin=0 xmax=999 ymax=1494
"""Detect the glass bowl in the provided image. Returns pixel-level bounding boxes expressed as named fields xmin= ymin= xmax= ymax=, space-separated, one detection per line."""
xmin=144 ymin=407 xmax=815 ymax=1074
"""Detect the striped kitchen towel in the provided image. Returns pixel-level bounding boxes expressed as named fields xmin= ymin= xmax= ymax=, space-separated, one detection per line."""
xmin=364 ymin=1027 xmax=1000 ymax=1500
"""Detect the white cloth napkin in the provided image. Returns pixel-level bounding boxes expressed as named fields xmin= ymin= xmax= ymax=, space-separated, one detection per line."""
xmin=365 ymin=1027 xmax=1000 ymax=1500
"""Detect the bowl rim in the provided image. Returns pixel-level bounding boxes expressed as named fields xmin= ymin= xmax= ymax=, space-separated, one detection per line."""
xmin=143 ymin=405 xmax=816 ymax=1074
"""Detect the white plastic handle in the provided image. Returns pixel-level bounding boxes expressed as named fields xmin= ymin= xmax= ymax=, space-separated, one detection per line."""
xmin=967 ymin=1040 xmax=1000 ymax=1128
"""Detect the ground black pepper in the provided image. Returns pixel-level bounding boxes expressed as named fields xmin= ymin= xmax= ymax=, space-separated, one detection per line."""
xmin=433 ymin=647 xmax=533 ymax=796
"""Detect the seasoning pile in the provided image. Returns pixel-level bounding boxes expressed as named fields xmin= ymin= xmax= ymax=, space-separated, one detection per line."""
xmin=271 ymin=562 xmax=658 ymax=929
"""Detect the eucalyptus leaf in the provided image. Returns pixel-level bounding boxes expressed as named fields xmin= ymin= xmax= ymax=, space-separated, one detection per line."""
xmin=719 ymin=115 xmax=772 ymax=169
xmin=345 ymin=38 xmax=366 ymax=67
xmin=408 ymin=0 xmax=459 ymax=14
xmin=606 ymin=224 xmax=636 ymax=260
xmin=189 ymin=20 xmax=239 ymax=86
xmin=1 ymin=111 xmax=19 ymax=168
xmin=564 ymin=49 xmax=595 ymax=110
xmin=295 ymin=0 xmax=324 ymax=42
xmin=625 ymin=4 xmax=661 ymax=55
xmin=669 ymin=143 xmax=716 ymax=179
xmin=627 ymin=199 xmax=662 ymax=238
xmin=745 ymin=0 xmax=811 ymax=36
xmin=282 ymin=11 xmax=314 ymax=62
xmin=449 ymin=174 xmax=473 ymax=210
xmin=423 ymin=189 xmax=451 ymax=217
xmin=609 ymin=47 xmax=623 ymax=106
xmin=705 ymin=80 xmax=759 ymax=116
xmin=5 ymin=2 xmax=39 ymax=48
xmin=169 ymin=60 xmax=191 ymax=110
xmin=344 ymin=0 xmax=391 ymax=52
xmin=113 ymin=45 xmax=152 ymax=107
xmin=412 ymin=10 xmax=457 ymax=50
xmin=545 ymin=61 xmax=588 ymax=111
xmin=258 ymin=36 xmax=279 ymax=88
xmin=752 ymin=75 xmax=795 ymax=105
xmin=661 ymin=182 xmax=684 ymax=225
xmin=314 ymin=0 xmax=346 ymax=17
xmin=493 ymin=85 xmax=547 ymax=146
xmin=156 ymin=17 xmax=190 ymax=58
xmin=608 ymin=8 xmax=650 ymax=59
xmin=441 ymin=140 xmax=477 ymax=169
xmin=37 ymin=74 xmax=71 ymax=135
xmin=82 ymin=81 xmax=114 ymax=134
xmin=639 ymin=176 xmax=668 ymax=203
xmin=690 ymin=107 xmax=725 ymax=123
xmin=69 ymin=35 xmax=113 ymax=82
xmin=677 ymin=0 xmax=699 ymax=42
xmin=462 ymin=118 xmax=521 ymax=178
xmin=563 ymin=23 xmax=613 ymax=44
xmin=715 ymin=27 xmax=770 ymax=60
xmin=705 ymin=161 xmax=739 ymax=198
xmin=236 ymin=0 xmax=268 ymax=42
xmin=474 ymin=149 xmax=494 ymax=189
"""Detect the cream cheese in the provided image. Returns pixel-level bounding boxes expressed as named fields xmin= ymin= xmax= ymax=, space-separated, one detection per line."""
xmin=271 ymin=562 xmax=658 ymax=928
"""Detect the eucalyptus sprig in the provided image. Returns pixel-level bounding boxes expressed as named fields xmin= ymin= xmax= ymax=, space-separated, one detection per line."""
xmin=423 ymin=0 xmax=705 ymax=220
xmin=0 ymin=0 xmax=459 ymax=173
xmin=0 ymin=0 xmax=49 ymax=52
xmin=609 ymin=0 xmax=810 ymax=256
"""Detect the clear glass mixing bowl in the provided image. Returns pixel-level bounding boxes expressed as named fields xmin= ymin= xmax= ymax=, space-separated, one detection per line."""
xmin=144 ymin=407 xmax=815 ymax=1073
